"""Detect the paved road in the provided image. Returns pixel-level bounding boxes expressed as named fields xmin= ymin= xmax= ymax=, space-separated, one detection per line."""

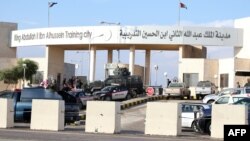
xmin=0 ymin=99 xmax=221 ymax=141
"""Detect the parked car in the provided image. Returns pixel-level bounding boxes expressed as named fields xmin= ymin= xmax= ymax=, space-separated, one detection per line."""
xmin=68 ymin=89 xmax=94 ymax=109
xmin=181 ymin=102 xmax=211 ymax=131
xmin=163 ymin=82 xmax=191 ymax=99
xmin=202 ymin=87 xmax=244 ymax=104
xmin=213 ymin=94 xmax=249 ymax=104
xmin=93 ymin=85 xmax=131 ymax=101
xmin=0 ymin=87 xmax=80 ymax=124
xmin=195 ymin=81 xmax=217 ymax=100
xmin=191 ymin=106 xmax=212 ymax=134
xmin=193 ymin=97 xmax=250 ymax=135
xmin=233 ymin=97 xmax=250 ymax=105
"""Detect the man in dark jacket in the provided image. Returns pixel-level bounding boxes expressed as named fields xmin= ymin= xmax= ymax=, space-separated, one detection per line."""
xmin=244 ymin=78 xmax=250 ymax=87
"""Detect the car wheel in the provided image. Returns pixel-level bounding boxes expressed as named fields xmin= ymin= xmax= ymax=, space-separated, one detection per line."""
xmin=206 ymin=121 xmax=211 ymax=135
xmin=191 ymin=121 xmax=200 ymax=132
xmin=207 ymin=100 xmax=215 ymax=104
xmin=104 ymin=96 xmax=112 ymax=101
xmin=126 ymin=94 xmax=132 ymax=100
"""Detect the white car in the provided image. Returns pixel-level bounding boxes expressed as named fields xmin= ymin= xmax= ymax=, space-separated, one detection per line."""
xmin=202 ymin=88 xmax=244 ymax=104
xmin=213 ymin=94 xmax=250 ymax=104
xmin=181 ymin=103 xmax=211 ymax=129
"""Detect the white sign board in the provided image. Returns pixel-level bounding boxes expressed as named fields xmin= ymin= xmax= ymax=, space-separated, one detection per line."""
xmin=11 ymin=26 xmax=243 ymax=47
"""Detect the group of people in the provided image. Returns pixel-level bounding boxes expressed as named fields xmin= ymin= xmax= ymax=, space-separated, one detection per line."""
xmin=39 ymin=76 xmax=84 ymax=91
xmin=236 ymin=78 xmax=250 ymax=88
xmin=62 ymin=76 xmax=83 ymax=91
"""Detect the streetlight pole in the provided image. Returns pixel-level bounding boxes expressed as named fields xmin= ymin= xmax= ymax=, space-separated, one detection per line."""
xmin=22 ymin=63 xmax=27 ymax=88
xmin=88 ymin=34 xmax=104 ymax=83
xmin=48 ymin=2 xmax=57 ymax=27
xmin=154 ymin=65 xmax=159 ymax=86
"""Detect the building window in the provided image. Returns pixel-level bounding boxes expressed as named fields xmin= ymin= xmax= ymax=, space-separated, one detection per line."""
xmin=183 ymin=73 xmax=198 ymax=87
xmin=220 ymin=73 xmax=229 ymax=88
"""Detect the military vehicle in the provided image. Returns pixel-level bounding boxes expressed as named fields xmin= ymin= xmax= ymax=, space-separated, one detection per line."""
xmin=86 ymin=67 xmax=144 ymax=97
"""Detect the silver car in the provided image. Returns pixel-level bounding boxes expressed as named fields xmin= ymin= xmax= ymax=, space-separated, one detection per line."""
xmin=202 ymin=88 xmax=244 ymax=104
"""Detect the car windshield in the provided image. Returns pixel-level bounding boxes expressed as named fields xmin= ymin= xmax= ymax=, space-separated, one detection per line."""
xmin=169 ymin=83 xmax=183 ymax=88
xmin=233 ymin=98 xmax=250 ymax=106
xmin=101 ymin=86 xmax=115 ymax=91
xmin=197 ymin=81 xmax=211 ymax=87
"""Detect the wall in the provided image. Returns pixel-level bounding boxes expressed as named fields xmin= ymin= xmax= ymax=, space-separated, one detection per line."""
xmin=234 ymin=17 xmax=250 ymax=59
xmin=0 ymin=22 xmax=18 ymax=91
xmin=181 ymin=45 xmax=207 ymax=58
xmin=204 ymin=59 xmax=219 ymax=86
xmin=0 ymin=22 xmax=17 ymax=58
xmin=218 ymin=58 xmax=235 ymax=88
xmin=234 ymin=58 xmax=250 ymax=85
xmin=46 ymin=46 xmax=65 ymax=84
xmin=179 ymin=59 xmax=205 ymax=82
xmin=179 ymin=58 xmax=205 ymax=96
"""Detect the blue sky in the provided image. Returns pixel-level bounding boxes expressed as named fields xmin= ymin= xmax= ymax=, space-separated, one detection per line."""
xmin=1 ymin=0 xmax=250 ymax=85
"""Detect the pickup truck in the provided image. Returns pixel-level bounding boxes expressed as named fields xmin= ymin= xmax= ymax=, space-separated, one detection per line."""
xmin=0 ymin=87 xmax=80 ymax=124
xmin=163 ymin=82 xmax=191 ymax=99
xmin=195 ymin=81 xmax=217 ymax=100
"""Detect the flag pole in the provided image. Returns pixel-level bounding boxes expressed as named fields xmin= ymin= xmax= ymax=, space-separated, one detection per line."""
xmin=48 ymin=2 xmax=57 ymax=27
xmin=48 ymin=2 xmax=50 ymax=27
xmin=178 ymin=0 xmax=180 ymax=26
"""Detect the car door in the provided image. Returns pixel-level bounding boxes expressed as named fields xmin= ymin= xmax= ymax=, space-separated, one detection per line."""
xmin=119 ymin=87 xmax=128 ymax=99
xmin=117 ymin=86 xmax=128 ymax=99
xmin=182 ymin=104 xmax=197 ymax=128
xmin=112 ymin=86 xmax=120 ymax=100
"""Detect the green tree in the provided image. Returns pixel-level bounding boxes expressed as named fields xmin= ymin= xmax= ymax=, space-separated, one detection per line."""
xmin=0 ymin=59 xmax=38 ymax=89
xmin=16 ymin=59 xmax=38 ymax=80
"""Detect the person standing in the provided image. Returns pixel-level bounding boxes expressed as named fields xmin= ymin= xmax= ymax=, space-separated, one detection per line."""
xmin=236 ymin=81 xmax=241 ymax=88
xmin=244 ymin=78 xmax=250 ymax=87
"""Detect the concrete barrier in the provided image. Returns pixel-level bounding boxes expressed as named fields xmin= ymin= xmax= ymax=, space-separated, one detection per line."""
xmin=145 ymin=102 xmax=181 ymax=136
xmin=85 ymin=101 xmax=121 ymax=134
xmin=30 ymin=99 xmax=65 ymax=131
xmin=211 ymin=105 xmax=248 ymax=139
xmin=0 ymin=98 xmax=14 ymax=128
